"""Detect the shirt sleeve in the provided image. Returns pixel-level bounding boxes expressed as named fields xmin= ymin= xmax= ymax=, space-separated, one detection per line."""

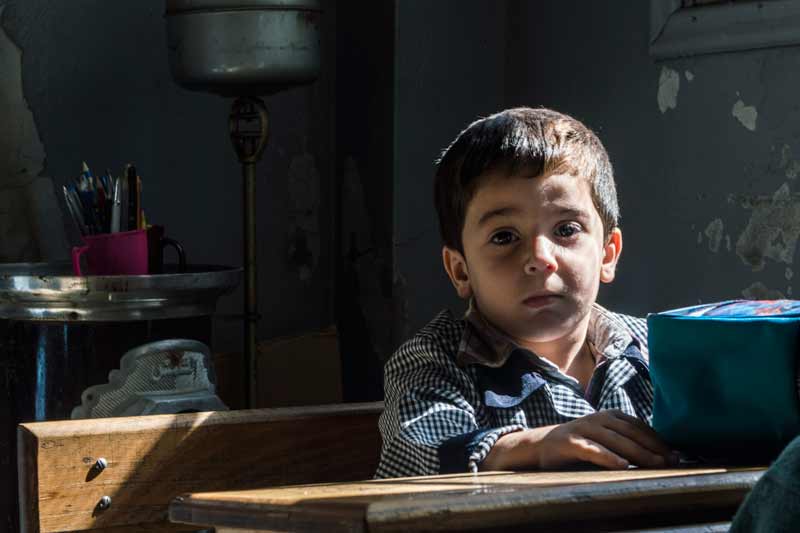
xmin=375 ymin=332 xmax=524 ymax=478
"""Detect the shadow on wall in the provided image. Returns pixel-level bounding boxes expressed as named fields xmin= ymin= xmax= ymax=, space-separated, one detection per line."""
xmin=336 ymin=230 xmax=386 ymax=402
xmin=0 ymin=4 xmax=69 ymax=262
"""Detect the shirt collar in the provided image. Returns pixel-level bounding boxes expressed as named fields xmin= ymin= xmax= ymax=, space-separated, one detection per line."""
xmin=456 ymin=299 xmax=637 ymax=368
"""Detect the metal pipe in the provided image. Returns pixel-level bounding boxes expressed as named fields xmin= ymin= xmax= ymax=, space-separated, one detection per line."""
xmin=230 ymin=96 xmax=269 ymax=408
xmin=243 ymin=159 xmax=258 ymax=408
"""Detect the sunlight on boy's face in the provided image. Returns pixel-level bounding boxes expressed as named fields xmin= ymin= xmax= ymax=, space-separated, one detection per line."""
xmin=455 ymin=169 xmax=619 ymax=345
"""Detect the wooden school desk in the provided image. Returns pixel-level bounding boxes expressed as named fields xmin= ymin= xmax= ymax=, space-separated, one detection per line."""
xmin=169 ymin=466 xmax=766 ymax=532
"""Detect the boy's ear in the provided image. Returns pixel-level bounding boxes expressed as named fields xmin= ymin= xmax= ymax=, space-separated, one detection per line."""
xmin=600 ymin=228 xmax=623 ymax=283
xmin=442 ymin=246 xmax=473 ymax=299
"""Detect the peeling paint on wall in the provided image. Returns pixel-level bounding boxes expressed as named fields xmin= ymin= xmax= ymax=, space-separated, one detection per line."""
xmin=778 ymin=144 xmax=800 ymax=179
xmin=732 ymin=99 xmax=757 ymax=131
xmin=286 ymin=147 xmax=321 ymax=281
xmin=734 ymin=183 xmax=800 ymax=271
xmin=0 ymin=5 xmax=44 ymax=186
xmin=742 ymin=281 xmax=785 ymax=300
xmin=0 ymin=4 xmax=67 ymax=261
xmin=657 ymin=67 xmax=680 ymax=114
xmin=685 ymin=70 xmax=694 ymax=82
xmin=704 ymin=218 xmax=724 ymax=253
xmin=742 ymin=281 xmax=785 ymax=299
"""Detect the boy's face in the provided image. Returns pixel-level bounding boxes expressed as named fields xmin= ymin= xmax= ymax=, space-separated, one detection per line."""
xmin=443 ymin=169 xmax=622 ymax=346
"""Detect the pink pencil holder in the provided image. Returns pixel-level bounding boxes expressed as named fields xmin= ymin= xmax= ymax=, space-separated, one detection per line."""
xmin=71 ymin=229 xmax=149 ymax=276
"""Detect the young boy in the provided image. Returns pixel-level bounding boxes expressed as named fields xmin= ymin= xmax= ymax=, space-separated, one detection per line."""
xmin=376 ymin=107 xmax=675 ymax=478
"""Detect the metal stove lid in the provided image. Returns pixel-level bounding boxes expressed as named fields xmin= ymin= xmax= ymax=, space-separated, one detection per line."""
xmin=0 ymin=263 xmax=242 ymax=322
xmin=165 ymin=0 xmax=322 ymax=14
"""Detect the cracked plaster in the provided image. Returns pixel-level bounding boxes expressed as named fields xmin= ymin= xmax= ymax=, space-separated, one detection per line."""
xmin=0 ymin=4 xmax=67 ymax=261
xmin=735 ymin=183 xmax=800 ymax=272
xmin=657 ymin=66 xmax=679 ymax=114
xmin=732 ymin=99 xmax=758 ymax=131
xmin=742 ymin=281 xmax=784 ymax=300
xmin=704 ymin=218 xmax=724 ymax=253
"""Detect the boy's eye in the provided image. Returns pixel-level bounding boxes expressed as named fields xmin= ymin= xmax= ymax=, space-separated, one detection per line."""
xmin=490 ymin=231 xmax=519 ymax=245
xmin=555 ymin=223 xmax=581 ymax=238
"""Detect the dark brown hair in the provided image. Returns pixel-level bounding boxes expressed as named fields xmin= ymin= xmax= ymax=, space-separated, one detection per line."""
xmin=434 ymin=107 xmax=619 ymax=253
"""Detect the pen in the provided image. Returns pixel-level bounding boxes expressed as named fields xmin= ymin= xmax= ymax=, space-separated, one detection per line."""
xmin=136 ymin=175 xmax=142 ymax=229
xmin=82 ymin=162 xmax=95 ymax=192
xmin=75 ymin=172 xmax=96 ymax=234
xmin=120 ymin=167 xmax=129 ymax=232
xmin=65 ymin=184 xmax=82 ymax=221
xmin=103 ymin=169 xmax=113 ymax=200
xmin=127 ymin=164 xmax=138 ymax=231
xmin=110 ymin=177 xmax=122 ymax=233
xmin=95 ymin=176 xmax=108 ymax=228
xmin=98 ymin=170 xmax=113 ymax=231
xmin=63 ymin=185 xmax=89 ymax=236
xmin=78 ymin=188 xmax=97 ymax=234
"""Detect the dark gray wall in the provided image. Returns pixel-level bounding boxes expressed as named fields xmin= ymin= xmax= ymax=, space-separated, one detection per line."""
xmin=394 ymin=0 xmax=508 ymax=336
xmin=335 ymin=0 xmax=395 ymax=400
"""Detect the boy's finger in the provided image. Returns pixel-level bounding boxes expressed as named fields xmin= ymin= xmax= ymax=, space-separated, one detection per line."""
xmin=584 ymin=425 xmax=667 ymax=468
xmin=608 ymin=409 xmax=655 ymax=430
xmin=607 ymin=419 xmax=671 ymax=458
xmin=601 ymin=414 xmax=672 ymax=458
xmin=571 ymin=437 xmax=629 ymax=470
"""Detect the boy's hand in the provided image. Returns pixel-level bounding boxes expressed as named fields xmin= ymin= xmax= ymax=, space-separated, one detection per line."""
xmin=482 ymin=409 xmax=676 ymax=471
xmin=534 ymin=410 xmax=675 ymax=469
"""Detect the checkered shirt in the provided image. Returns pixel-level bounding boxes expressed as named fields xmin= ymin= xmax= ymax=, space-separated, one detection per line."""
xmin=376 ymin=303 xmax=652 ymax=478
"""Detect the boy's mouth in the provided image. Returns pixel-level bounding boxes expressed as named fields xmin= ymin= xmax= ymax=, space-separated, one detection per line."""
xmin=522 ymin=293 xmax=561 ymax=308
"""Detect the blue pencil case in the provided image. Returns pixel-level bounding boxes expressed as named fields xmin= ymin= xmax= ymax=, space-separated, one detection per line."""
xmin=648 ymin=300 xmax=800 ymax=461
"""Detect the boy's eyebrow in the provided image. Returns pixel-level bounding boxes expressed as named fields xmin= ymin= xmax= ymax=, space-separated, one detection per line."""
xmin=476 ymin=205 xmax=592 ymax=227
xmin=477 ymin=206 xmax=522 ymax=227
xmin=555 ymin=206 xmax=592 ymax=219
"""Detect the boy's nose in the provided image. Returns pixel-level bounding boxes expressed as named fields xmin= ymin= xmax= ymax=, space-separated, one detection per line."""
xmin=524 ymin=236 xmax=557 ymax=274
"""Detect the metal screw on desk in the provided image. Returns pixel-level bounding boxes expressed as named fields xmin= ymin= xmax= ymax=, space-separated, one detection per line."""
xmin=85 ymin=457 xmax=109 ymax=482
xmin=97 ymin=496 xmax=111 ymax=510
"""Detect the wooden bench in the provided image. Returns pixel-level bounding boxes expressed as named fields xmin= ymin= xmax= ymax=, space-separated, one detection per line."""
xmin=17 ymin=401 xmax=383 ymax=533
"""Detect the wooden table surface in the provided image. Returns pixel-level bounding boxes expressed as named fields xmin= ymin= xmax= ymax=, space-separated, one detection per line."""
xmin=169 ymin=467 xmax=766 ymax=533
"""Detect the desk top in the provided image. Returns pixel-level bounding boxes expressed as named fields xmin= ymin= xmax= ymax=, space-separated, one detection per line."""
xmin=169 ymin=467 xmax=765 ymax=532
